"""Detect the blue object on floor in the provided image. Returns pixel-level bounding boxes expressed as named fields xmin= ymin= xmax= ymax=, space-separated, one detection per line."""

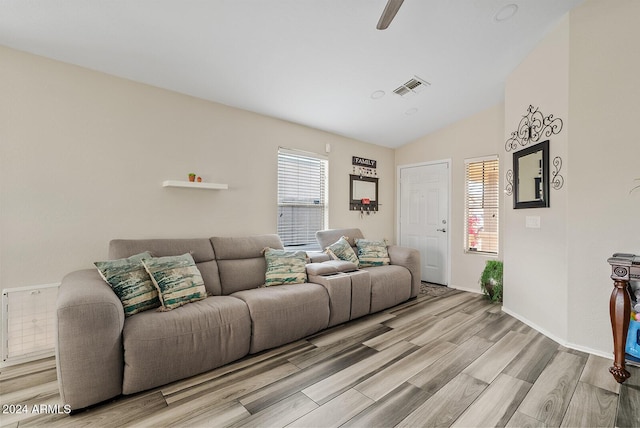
xmin=626 ymin=319 xmax=640 ymax=359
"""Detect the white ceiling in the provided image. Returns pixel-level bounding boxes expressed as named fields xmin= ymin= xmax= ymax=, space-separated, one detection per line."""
xmin=0 ymin=0 xmax=584 ymax=148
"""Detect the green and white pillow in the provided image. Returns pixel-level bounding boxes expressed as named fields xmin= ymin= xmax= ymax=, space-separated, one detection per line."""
xmin=356 ymin=239 xmax=390 ymax=267
xmin=142 ymin=253 xmax=207 ymax=310
xmin=95 ymin=251 xmax=160 ymax=317
xmin=325 ymin=236 xmax=359 ymax=267
xmin=264 ymin=248 xmax=307 ymax=287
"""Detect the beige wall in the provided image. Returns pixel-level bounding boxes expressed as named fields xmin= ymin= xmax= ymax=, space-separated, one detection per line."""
xmin=566 ymin=0 xmax=640 ymax=352
xmin=502 ymin=14 xmax=571 ymax=341
xmin=395 ymin=0 xmax=639 ymax=357
xmin=395 ymin=103 xmax=505 ymax=292
xmin=1 ymin=0 xmax=637 ymax=358
xmin=0 ymin=46 xmax=395 ymax=289
xmin=503 ymin=0 xmax=640 ymax=356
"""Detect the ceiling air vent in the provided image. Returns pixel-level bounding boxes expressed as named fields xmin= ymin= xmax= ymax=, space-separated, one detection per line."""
xmin=393 ymin=76 xmax=430 ymax=97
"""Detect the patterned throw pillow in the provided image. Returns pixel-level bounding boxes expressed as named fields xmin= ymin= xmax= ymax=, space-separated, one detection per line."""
xmin=356 ymin=239 xmax=390 ymax=267
xmin=142 ymin=253 xmax=207 ymax=310
xmin=325 ymin=236 xmax=359 ymax=267
xmin=264 ymin=248 xmax=307 ymax=287
xmin=95 ymin=252 xmax=160 ymax=317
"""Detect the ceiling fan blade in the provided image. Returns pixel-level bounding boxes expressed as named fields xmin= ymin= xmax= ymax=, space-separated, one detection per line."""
xmin=376 ymin=0 xmax=404 ymax=30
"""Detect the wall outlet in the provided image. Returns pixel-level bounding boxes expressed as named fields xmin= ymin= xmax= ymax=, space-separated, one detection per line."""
xmin=526 ymin=216 xmax=541 ymax=228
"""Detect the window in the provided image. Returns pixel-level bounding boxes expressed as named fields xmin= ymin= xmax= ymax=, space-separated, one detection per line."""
xmin=277 ymin=148 xmax=328 ymax=250
xmin=465 ymin=156 xmax=499 ymax=254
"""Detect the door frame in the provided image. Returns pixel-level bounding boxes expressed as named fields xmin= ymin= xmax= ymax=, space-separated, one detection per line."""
xmin=396 ymin=159 xmax=452 ymax=286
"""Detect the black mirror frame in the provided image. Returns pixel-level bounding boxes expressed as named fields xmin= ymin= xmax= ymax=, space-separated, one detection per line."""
xmin=349 ymin=174 xmax=379 ymax=211
xmin=513 ymin=140 xmax=550 ymax=209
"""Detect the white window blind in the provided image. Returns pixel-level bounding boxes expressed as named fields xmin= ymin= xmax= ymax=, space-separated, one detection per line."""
xmin=465 ymin=156 xmax=499 ymax=254
xmin=277 ymin=148 xmax=328 ymax=250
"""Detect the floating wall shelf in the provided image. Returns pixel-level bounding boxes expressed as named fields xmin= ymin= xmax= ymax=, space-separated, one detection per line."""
xmin=162 ymin=180 xmax=228 ymax=190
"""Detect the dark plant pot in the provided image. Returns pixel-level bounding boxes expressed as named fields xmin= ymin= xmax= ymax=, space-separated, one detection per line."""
xmin=484 ymin=279 xmax=496 ymax=299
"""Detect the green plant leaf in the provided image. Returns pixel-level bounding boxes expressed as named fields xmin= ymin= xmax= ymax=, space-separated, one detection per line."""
xmin=479 ymin=260 xmax=503 ymax=303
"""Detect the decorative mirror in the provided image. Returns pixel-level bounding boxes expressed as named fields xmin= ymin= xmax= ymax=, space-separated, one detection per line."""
xmin=513 ymin=140 xmax=550 ymax=209
xmin=350 ymin=174 xmax=378 ymax=211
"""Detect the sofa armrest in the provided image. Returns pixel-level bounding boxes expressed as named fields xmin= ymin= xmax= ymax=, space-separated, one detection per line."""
xmin=387 ymin=245 xmax=421 ymax=298
xmin=56 ymin=269 xmax=125 ymax=410
xmin=307 ymin=251 xmax=331 ymax=263
xmin=306 ymin=260 xmax=358 ymax=276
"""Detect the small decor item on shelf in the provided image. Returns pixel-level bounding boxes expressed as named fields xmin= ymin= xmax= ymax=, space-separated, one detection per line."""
xmin=188 ymin=173 xmax=196 ymax=182
xmin=196 ymin=176 xmax=202 ymax=182
xmin=480 ymin=260 xmax=503 ymax=303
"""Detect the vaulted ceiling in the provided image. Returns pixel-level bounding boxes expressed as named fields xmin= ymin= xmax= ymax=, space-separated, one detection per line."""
xmin=0 ymin=0 xmax=584 ymax=147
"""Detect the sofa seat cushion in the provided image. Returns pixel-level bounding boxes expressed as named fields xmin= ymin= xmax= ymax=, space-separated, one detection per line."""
xmin=363 ymin=265 xmax=412 ymax=313
xmin=121 ymin=296 xmax=251 ymax=394
xmin=232 ymin=283 xmax=330 ymax=353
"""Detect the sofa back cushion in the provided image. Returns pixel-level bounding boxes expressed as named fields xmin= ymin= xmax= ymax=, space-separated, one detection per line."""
xmin=211 ymin=235 xmax=283 ymax=295
xmin=315 ymin=228 xmax=365 ymax=251
xmin=108 ymin=239 xmax=222 ymax=296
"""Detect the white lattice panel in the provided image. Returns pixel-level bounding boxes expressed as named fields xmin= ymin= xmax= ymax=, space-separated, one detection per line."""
xmin=2 ymin=284 xmax=59 ymax=365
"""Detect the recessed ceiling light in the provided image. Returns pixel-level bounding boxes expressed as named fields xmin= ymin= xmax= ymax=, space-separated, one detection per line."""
xmin=371 ymin=90 xmax=385 ymax=100
xmin=405 ymin=107 xmax=418 ymax=116
xmin=494 ymin=4 xmax=518 ymax=22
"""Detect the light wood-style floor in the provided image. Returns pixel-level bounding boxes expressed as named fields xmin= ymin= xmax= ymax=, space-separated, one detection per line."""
xmin=1 ymin=288 xmax=639 ymax=427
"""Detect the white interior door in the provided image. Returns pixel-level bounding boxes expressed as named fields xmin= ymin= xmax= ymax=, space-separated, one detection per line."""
xmin=399 ymin=162 xmax=449 ymax=285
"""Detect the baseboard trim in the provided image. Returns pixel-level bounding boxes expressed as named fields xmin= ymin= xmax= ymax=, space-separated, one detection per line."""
xmin=449 ymin=284 xmax=482 ymax=295
xmin=501 ymin=306 xmax=613 ymax=360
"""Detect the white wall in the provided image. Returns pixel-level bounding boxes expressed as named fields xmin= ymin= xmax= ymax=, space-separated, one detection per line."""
xmin=0 ymin=46 xmax=395 ymax=289
xmin=395 ymin=103 xmax=505 ymax=292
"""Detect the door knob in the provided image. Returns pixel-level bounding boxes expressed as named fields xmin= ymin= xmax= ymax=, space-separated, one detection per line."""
xmin=437 ymin=228 xmax=446 ymax=232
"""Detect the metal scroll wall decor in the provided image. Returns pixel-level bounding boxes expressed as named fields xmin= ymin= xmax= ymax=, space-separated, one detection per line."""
xmin=505 ymin=105 xmax=565 ymax=195
xmin=505 ymin=170 xmax=514 ymax=196
xmin=505 ymin=105 xmax=563 ymax=152
xmin=551 ymin=156 xmax=564 ymax=190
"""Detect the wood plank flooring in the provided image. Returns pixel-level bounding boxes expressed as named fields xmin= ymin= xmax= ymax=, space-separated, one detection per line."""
xmin=1 ymin=288 xmax=638 ymax=427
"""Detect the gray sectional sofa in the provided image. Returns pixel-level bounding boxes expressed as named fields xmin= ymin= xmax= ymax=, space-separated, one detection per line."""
xmin=55 ymin=228 xmax=420 ymax=410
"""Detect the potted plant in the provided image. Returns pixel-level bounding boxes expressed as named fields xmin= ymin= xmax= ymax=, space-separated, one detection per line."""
xmin=188 ymin=173 xmax=196 ymax=182
xmin=480 ymin=260 xmax=503 ymax=303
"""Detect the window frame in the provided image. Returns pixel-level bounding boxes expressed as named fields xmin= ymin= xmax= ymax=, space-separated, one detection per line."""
xmin=277 ymin=147 xmax=329 ymax=251
xmin=464 ymin=155 xmax=499 ymax=255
